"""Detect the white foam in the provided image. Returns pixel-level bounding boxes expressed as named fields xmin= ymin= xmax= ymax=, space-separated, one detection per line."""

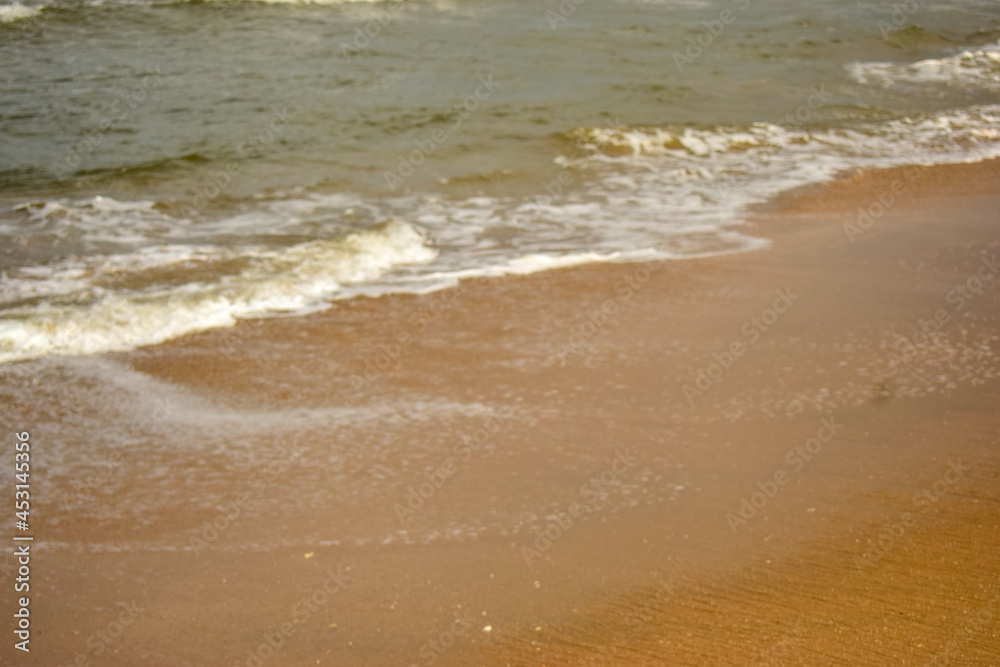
xmin=563 ymin=105 xmax=1000 ymax=216
xmin=0 ymin=2 xmax=42 ymax=23
xmin=569 ymin=106 xmax=1000 ymax=161
xmin=848 ymin=41 xmax=1000 ymax=87
xmin=373 ymin=239 xmax=771 ymax=294
xmin=0 ymin=245 xmax=232 ymax=306
xmin=5 ymin=50 xmax=1000 ymax=363
xmin=9 ymin=196 xmax=187 ymax=245
xmin=0 ymin=219 xmax=436 ymax=363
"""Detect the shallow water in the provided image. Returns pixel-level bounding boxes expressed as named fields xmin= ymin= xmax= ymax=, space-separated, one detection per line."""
xmin=1 ymin=0 xmax=999 ymax=361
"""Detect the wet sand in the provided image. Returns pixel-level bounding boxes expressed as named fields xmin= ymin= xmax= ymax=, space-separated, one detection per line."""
xmin=2 ymin=159 xmax=1000 ymax=665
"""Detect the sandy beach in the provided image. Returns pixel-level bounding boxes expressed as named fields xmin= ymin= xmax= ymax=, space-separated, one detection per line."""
xmin=0 ymin=156 xmax=995 ymax=665
xmin=4 ymin=1 xmax=1000 ymax=663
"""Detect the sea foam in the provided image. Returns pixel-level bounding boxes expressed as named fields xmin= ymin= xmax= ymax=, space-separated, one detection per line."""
xmin=0 ymin=2 xmax=42 ymax=23
xmin=0 ymin=217 xmax=436 ymax=363
xmin=848 ymin=41 xmax=1000 ymax=87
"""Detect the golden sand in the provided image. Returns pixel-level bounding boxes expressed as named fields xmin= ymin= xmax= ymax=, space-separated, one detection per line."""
xmin=3 ymin=159 xmax=999 ymax=666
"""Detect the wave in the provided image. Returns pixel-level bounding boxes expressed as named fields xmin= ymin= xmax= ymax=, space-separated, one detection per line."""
xmin=533 ymin=102 xmax=1000 ymax=286
xmin=847 ymin=41 xmax=1000 ymax=87
xmin=8 ymin=102 xmax=1000 ymax=364
xmin=5 ymin=44 xmax=1000 ymax=364
xmin=555 ymin=105 xmax=1000 ymax=248
xmin=566 ymin=107 xmax=1000 ymax=161
xmin=0 ymin=3 xmax=42 ymax=23
xmin=0 ymin=183 xmax=769 ymax=363
xmin=0 ymin=217 xmax=436 ymax=363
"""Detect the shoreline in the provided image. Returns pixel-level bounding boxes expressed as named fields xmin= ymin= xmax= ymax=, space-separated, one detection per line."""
xmin=2 ymin=157 xmax=999 ymax=665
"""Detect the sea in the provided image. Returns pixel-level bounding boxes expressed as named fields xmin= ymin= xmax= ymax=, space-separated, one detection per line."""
xmin=1 ymin=0 xmax=999 ymax=363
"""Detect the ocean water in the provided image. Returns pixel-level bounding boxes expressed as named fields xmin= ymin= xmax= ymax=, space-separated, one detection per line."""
xmin=1 ymin=0 xmax=999 ymax=362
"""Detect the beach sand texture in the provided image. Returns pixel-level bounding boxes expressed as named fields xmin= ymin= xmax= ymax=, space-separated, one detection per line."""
xmin=2 ymin=158 xmax=997 ymax=665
